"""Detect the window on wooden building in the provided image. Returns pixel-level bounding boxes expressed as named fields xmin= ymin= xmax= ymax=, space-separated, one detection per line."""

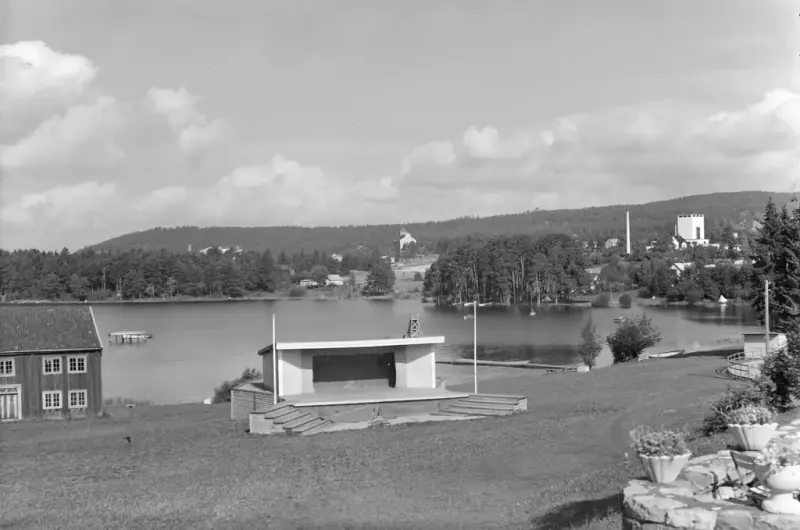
xmin=0 ymin=359 xmax=14 ymax=377
xmin=69 ymin=390 xmax=87 ymax=409
xmin=67 ymin=355 xmax=87 ymax=374
xmin=43 ymin=356 xmax=62 ymax=375
xmin=43 ymin=390 xmax=62 ymax=410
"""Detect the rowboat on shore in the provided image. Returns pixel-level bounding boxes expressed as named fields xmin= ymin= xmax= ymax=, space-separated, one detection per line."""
xmin=648 ymin=349 xmax=686 ymax=358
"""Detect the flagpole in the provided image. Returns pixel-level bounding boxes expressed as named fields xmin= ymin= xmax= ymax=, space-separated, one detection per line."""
xmin=473 ymin=295 xmax=478 ymax=394
xmin=272 ymin=313 xmax=278 ymax=405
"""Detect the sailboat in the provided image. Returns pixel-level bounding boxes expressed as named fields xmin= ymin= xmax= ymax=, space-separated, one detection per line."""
xmin=718 ymin=294 xmax=728 ymax=305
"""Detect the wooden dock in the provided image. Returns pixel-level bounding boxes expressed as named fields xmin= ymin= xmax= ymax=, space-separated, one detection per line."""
xmin=109 ymin=331 xmax=153 ymax=344
xmin=437 ymin=357 xmax=581 ymax=371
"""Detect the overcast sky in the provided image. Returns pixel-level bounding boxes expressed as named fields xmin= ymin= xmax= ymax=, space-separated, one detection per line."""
xmin=1 ymin=0 xmax=798 ymax=250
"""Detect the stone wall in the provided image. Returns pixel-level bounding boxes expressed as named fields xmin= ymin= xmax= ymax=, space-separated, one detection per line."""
xmin=623 ymin=420 xmax=800 ymax=529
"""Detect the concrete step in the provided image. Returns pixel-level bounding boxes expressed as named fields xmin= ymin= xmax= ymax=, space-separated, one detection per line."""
xmin=461 ymin=397 xmax=520 ymax=406
xmin=444 ymin=406 xmax=513 ymax=417
xmin=282 ymin=413 xmax=317 ymax=431
xmin=272 ymin=410 xmax=308 ymax=425
xmin=298 ymin=418 xmax=333 ymax=436
xmin=456 ymin=400 xmax=517 ymax=411
xmin=432 ymin=410 xmax=480 ymax=417
xmin=263 ymin=404 xmax=295 ymax=419
xmin=468 ymin=394 xmax=526 ymax=402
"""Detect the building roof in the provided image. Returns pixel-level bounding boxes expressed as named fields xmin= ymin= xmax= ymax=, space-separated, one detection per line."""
xmin=0 ymin=306 xmax=103 ymax=354
xmin=258 ymin=336 xmax=446 ymax=355
xmin=327 ymin=274 xmax=344 ymax=281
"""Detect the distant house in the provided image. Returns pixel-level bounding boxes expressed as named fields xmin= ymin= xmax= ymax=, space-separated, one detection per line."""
xmin=299 ymin=279 xmax=318 ymax=288
xmin=326 ymin=274 xmax=345 ymax=286
xmin=670 ymin=262 xmax=694 ymax=276
xmin=398 ymin=228 xmax=417 ymax=249
xmin=330 ymin=253 xmax=343 ymax=262
xmin=0 ymin=306 xmax=104 ymax=421
xmin=604 ymin=238 xmax=619 ymax=250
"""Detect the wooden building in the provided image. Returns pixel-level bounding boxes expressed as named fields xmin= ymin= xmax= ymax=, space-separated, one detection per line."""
xmin=0 ymin=306 xmax=104 ymax=421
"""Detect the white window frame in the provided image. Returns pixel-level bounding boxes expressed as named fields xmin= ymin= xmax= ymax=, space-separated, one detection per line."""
xmin=42 ymin=356 xmax=62 ymax=375
xmin=0 ymin=358 xmax=14 ymax=377
xmin=67 ymin=355 xmax=87 ymax=374
xmin=43 ymin=390 xmax=62 ymax=410
xmin=68 ymin=389 xmax=87 ymax=409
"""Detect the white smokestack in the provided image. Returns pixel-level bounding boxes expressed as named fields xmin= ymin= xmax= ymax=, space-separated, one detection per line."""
xmin=626 ymin=211 xmax=631 ymax=255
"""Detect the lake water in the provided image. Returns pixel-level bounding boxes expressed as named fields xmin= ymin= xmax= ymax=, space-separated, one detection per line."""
xmin=92 ymin=299 xmax=760 ymax=405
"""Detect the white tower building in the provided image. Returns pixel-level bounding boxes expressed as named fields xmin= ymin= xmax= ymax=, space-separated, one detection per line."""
xmin=675 ymin=214 xmax=708 ymax=246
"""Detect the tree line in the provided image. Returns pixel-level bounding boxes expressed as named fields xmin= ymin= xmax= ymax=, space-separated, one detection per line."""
xmin=422 ymin=196 xmax=797 ymax=320
xmin=0 ymin=246 xmax=387 ymax=301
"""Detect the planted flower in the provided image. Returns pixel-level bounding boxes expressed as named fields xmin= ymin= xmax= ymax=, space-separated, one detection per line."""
xmin=753 ymin=440 xmax=800 ymax=514
xmin=726 ymin=405 xmax=779 ymax=451
xmin=726 ymin=405 xmax=776 ymax=426
xmin=630 ymin=426 xmax=691 ymax=484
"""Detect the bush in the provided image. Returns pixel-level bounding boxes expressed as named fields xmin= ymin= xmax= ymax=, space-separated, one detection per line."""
xmin=213 ymin=368 xmax=261 ymax=404
xmin=413 ymin=272 xmax=423 ymax=281
xmin=702 ymin=382 xmax=767 ymax=435
xmin=618 ymin=293 xmax=632 ymax=307
xmin=287 ymin=286 xmax=307 ymax=298
xmin=607 ymin=314 xmax=661 ymax=363
xmin=685 ymin=288 xmax=703 ymax=305
xmin=591 ymin=293 xmax=610 ymax=308
xmin=756 ymin=331 xmax=800 ymax=412
xmin=630 ymin=426 xmax=689 ymax=457
xmin=637 ymin=287 xmax=651 ymax=299
xmin=665 ymin=288 xmax=679 ymax=302
xmin=578 ymin=319 xmax=603 ymax=369
xmin=726 ymin=404 xmax=776 ymax=425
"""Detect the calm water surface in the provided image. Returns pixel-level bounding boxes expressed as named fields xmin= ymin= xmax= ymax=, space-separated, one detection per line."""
xmin=91 ymin=300 xmax=760 ymax=405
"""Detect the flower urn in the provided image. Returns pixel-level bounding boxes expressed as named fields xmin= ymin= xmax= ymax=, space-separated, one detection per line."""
xmin=761 ymin=465 xmax=800 ymax=514
xmin=728 ymin=423 xmax=779 ymax=451
xmin=638 ymin=453 xmax=692 ymax=484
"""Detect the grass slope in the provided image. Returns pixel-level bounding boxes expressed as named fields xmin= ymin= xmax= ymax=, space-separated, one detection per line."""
xmin=90 ymin=191 xmax=794 ymax=254
xmin=3 ymin=355 xmax=747 ymax=529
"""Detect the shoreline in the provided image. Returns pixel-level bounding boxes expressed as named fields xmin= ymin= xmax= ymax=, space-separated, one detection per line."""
xmin=0 ymin=292 xmax=423 ymax=306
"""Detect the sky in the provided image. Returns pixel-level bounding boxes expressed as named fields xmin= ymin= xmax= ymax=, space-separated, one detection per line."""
xmin=0 ymin=0 xmax=798 ymax=250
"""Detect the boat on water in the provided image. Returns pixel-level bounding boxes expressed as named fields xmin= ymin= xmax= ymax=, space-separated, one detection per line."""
xmin=648 ymin=349 xmax=686 ymax=358
xmin=109 ymin=331 xmax=154 ymax=344
xmin=613 ymin=316 xmax=627 ymax=323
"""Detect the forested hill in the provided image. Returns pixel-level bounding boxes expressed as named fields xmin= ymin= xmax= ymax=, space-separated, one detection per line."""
xmin=91 ymin=191 xmax=793 ymax=255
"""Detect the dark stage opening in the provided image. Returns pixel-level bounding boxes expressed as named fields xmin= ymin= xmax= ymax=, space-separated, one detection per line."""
xmin=313 ymin=352 xmax=396 ymax=391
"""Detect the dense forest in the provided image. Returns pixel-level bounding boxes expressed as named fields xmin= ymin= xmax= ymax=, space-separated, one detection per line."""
xmin=0 ymin=246 xmax=387 ymax=301
xmin=86 ymin=191 xmax=792 ymax=256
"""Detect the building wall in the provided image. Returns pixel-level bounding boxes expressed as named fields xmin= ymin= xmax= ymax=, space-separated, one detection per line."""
xmin=677 ymin=215 xmax=705 ymax=241
xmin=261 ymin=352 xmax=275 ymax=393
xmin=404 ymin=344 xmax=436 ymax=389
xmin=279 ymin=349 xmax=304 ymax=396
xmin=0 ymin=350 xmax=102 ymax=420
xmin=744 ymin=333 xmax=787 ymax=357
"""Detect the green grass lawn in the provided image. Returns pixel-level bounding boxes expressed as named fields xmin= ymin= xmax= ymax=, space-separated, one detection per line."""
xmin=1 ymin=354 xmax=755 ymax=529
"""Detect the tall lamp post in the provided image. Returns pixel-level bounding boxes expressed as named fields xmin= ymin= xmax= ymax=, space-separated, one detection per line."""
xmin=764 ymin=280 xmax=770 ymax=356
xmin=463 ymin=296 xmax=478 ymax=394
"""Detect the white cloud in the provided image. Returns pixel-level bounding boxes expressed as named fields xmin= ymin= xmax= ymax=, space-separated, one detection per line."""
xmin=144 ymin=87 xmax=224 ymax=154
xmin=0 ymin=41 xmax=100 ymax=140
xmin=1 ymin=96 xmax=127 ymax=168
xmin=0 ymin=181 xmax=115 ymax=229
xmin=0 ymin=40 xmax=97 ymax=102
xmin=400 ymin=140 xmax=455 ymax=175
xmin=399 ymin=89 xmax=800 ymax=206
xmin=357 ymin=176 xmax=399 ymax=203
